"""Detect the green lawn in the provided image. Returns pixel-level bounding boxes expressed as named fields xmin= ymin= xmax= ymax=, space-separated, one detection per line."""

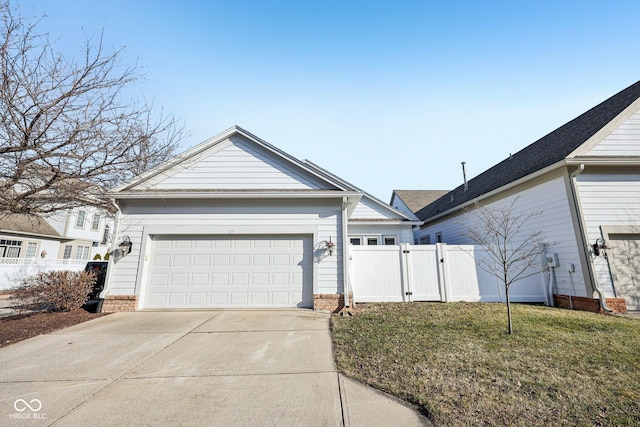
xmin=331 ymin=302 xmax=640 ymax=426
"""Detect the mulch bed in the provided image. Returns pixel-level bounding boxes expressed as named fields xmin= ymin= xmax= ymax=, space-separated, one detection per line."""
xmin=1 ymin=310 xmax=106 ymax=348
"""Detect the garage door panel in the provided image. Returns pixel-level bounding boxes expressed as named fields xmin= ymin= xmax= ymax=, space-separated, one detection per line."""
xmin=192 ymin=254 xmax=210 ymax=266
xmin=189 ymin=293 xmax=207 ymax=304
xmin=144 ymin=235 xmax=313 ymax=309
xmin=214 ymin=255 xmax=230 ymax=266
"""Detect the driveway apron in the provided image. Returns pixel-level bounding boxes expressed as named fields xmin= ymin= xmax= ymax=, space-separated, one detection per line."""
xmin=0 ymin=310 xmax=429 ymax=426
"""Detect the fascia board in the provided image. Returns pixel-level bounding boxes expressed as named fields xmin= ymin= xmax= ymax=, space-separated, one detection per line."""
xmin=111 ymin=190 xmax=364 ymax=200
xmin=566 ymin=157 xmax=640 ymax=166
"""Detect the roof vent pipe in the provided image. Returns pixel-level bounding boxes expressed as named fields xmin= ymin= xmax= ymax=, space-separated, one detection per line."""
xmin=461 ymin=162 xmax=468 ymax=191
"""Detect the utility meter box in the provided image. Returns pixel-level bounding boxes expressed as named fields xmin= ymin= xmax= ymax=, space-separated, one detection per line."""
xmin=545 ymin=253 xmax=559 ymax=267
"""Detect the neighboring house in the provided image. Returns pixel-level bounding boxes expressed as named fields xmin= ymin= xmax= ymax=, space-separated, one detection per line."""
xmin=415 ymin=80 xmax=640 ymax=312
xmin=102 ymin=126 xmax=419 ymax=312
xmin=45 ymin=206 xmax=114 ymax=261
xmin=390 ymin=190 xmax=448 ymax=242
xmin=0 ymin=207 xmax=114 ymax=263
xmin=0 ymin=214 xmax=63 ymax=261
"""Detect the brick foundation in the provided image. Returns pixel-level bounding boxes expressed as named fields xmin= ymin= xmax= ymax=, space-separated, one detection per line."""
xmin=101 ymin=295 xmax=138 ymax=313
xmin=314 ymin=293 xmax=353 ymax=313
xmin=553 ymin=294 xmax=627 ymax=314
xmin=605 ymin=298 xmax=627 ymax=314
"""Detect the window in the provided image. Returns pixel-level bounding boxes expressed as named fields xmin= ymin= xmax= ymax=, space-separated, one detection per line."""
xmin=0 ymin=240 xmax=22 ymax=258
xmin=366 ymin=237 xmax=379 ymax=246
xmin=436 ymin=232 xmax=443 ymax=243
xmin=91 ymin=214 xmax=100 ymax=231
xmin=5 ymin=246 xmax=20 ymax=257
xmin=419 ymin=235 xmax=431 ymax=245
xmin=102 ymin=225 xmax=110 ymax=244
xmin=75 ymin=246 xmax=90 ymax=260
xmin=383 ymin=236 xmax=396 ymax=245
xmin=25 ymin=242 xmax=38 ymax=258
xmin=349 ymin=237 xmax=361 ymax=245
xmin=76 ymin=211 xmax=86 ymax=228
xmin=63 ymin=245 xmax=72 ymax=259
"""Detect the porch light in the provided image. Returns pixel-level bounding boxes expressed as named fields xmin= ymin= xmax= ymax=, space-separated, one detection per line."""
xmin=117 ymin=235 xmax=133 ymax=257
xmin=592 ymin=238 xmax=609 ymax=257
xmin=326 ymin=237 xmax=336 ymax=256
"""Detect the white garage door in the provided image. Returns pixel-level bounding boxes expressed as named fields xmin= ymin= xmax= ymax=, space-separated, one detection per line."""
xmin=608 ymin=234 xmax=640 ymax=311
xmin=144 ymin=235 xmax=313 ymax=309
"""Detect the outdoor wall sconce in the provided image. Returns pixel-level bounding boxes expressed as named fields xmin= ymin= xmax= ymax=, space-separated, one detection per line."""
xmin=592 ymin=238 xmax=609 ymax=257
xmin=117 ymin=235 xmax=133 ymax=257
xmin=325 ymin=237 xmax=336 ymax=256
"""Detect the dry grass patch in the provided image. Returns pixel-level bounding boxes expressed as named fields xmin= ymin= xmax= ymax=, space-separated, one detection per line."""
xmin=331 ymin=302 xmax=640 ymax=426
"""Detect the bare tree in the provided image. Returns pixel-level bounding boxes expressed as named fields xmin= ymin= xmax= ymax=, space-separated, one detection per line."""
xmin=0 ymin=1 xmax=183 ymax=216
xmin=463 ymin=197 xmax=548 ymax=334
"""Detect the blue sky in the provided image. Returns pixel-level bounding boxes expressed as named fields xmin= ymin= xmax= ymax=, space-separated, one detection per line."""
xmin=20 ymin=0 xmax=640 ymax=201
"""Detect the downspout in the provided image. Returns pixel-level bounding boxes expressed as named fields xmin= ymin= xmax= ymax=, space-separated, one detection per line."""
xmin=569 ymin=164 xmax=611 ymax=312
xmin=99 ymin=201 xmax=122 ymax=300
xmin=341 ymin=197 xmax=350 ymax=308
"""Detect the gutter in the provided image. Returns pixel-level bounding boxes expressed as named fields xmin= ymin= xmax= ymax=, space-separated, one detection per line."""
xmin=568 ymin=164 xmax=611 ymax=312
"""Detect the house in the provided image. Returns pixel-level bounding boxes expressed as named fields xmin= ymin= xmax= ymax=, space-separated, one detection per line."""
xmin=0 ymin=208 xmax=114 ymax=262
xmin=390 ymin=190 xmax=448 ymax=242
xmin=0 ymin=209 xmax=114 ymax=289
xmin=102 ymin=126 xmax=419 ymax=312
xmin=415 ymin=80 xmax=640 ymax=312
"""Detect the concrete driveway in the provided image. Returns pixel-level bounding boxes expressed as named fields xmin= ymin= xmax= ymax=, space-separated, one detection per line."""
xmin=0 ymin=310 xmax=429 ymax=426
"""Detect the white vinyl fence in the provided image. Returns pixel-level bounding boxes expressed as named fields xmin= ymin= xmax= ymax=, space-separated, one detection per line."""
xmin=349 ymin=244 xmax=548 ymax=304
xmin=0 ymin=258 xmax=86 ymax=290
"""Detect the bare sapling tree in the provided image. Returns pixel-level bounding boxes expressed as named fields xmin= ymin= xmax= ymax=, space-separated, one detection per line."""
xmin=463 ymin=197 xmax=548 ymax=334
xmin=0 ymin=1 xmax=183 ymax=216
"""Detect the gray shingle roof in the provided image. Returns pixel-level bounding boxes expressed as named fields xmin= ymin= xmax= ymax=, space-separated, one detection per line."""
xmin=0 ymin=213 xmax=60 ymax=237
xmin=417 ymin=80 xmax=640 ymax=222
xmin=392 ymin=190 xmax=449 ymax=213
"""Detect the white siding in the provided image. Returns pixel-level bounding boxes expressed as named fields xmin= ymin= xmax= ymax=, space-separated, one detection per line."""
xmin=350 ymin=197 xmax=406 ymax=220
xmin=390 ymin=196 xmax=414 ymax=218
xmin=417 ymin=177 xmax=588 ymax=297
xmin=107 ymin=199 xmax=343 ymax=299
xmin=140 ymin=137 xmax=331 ymax=190
xmin=586 ymin=110 xmax=640 ymax=156
xmin=44 ymin=208 xmax=113 ymax=243
xmin=348 ymin=224 xmax=414 ymax=244
xmin=576 ymin=173 xmax=640 ymax=296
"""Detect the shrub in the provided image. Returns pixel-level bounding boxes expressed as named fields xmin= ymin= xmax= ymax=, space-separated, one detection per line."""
xmin=11 ymin=271 xmax=96 ymax=312
xmin=93 ymin=253 xmax=102 ymax=260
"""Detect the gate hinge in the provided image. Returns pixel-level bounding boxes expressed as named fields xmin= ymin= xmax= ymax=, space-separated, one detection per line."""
xmin=403 ymin=250 xmax=410 ymax=254
xmin=405 ymin=291 xmax=413 ymax=296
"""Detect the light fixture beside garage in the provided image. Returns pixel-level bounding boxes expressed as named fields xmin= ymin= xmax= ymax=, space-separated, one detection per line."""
xmin=117 ymin=235 xmax=133 ymax=258
xmin=592 ymin=238 xmax=609 ymax=257
xmin=325 ymin=237 xmax=336 ymax=256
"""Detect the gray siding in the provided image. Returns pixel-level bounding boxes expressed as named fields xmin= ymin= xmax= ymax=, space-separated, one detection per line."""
xmin=576 ymin=172 xmax=640 ymax=296
xmin=138 ymin=137 xmax=331 ymax=190
xmin=107 ymin=199 xmax=343 ymax=298
xmin=417 ymin=176 xmax=588 ymax=297
xmin=586 ymin=110 xmax=640 ymax=156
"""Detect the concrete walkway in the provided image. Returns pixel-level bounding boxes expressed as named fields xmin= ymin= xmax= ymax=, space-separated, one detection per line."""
xmin=0 ymin=310 xmax=430 ymax=426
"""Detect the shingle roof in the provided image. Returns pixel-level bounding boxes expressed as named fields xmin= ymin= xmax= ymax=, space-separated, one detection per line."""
xmin=417 ymin=80 xmax=640 ymax=222
xmin=392 ymin=190 xmax=449 ymax=213
xmin=0 ymin=213 xmax=60 ymax=237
